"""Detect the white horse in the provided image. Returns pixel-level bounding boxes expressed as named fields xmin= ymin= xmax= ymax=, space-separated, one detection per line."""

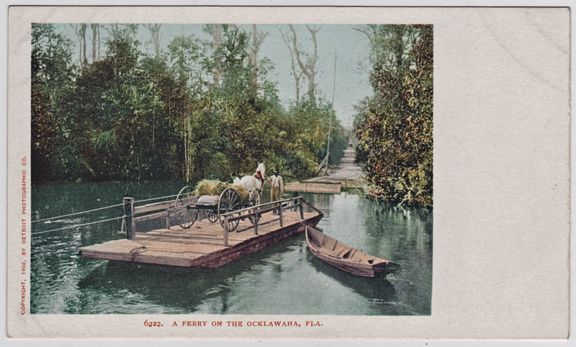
xmin=234 ymin=163 xmax=266 ymax=206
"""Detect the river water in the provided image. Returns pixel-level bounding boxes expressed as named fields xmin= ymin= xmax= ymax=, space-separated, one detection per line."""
xmin=30 ymin=181 xmax=432 ymax=315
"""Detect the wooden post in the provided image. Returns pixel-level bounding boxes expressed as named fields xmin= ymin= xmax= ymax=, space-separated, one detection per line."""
xmin=165 ymin=210 xmax=170 ymax=230
xmin=130 ymin=198 xmax=136 ymax=238
xmin=223 ymin=215 xmax=229 ymax=247
xmin=279 ymin=201 xmax=283 ymax=227
xmin=298 ymin=198 xmax=304 ymax=219
xmin=123 ymin=197 xmax=135 ymax=239
xmin=254 ymin=208 xmax=259 ymax=236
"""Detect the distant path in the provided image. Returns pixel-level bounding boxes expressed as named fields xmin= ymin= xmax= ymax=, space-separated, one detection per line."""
xmin=304 ymin=148 xmax=364 ymax=188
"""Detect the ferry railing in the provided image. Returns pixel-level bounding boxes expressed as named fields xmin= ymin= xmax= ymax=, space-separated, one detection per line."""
xmin=219 ymin=196 xmax=305 ymax=247
xmin=123 ymin=196 xmax=195 ymax=239
xmin=122 ymin=195 xmax=311 ymax=247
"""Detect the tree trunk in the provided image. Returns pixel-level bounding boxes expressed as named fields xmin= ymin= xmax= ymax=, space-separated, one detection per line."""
xmin=96 ymin=24 xmax=100 ymax=60
xmin=249 ymin=24 xmax=267 ymax=97
xmin=183 ymin=119 xmax=189 ymax=182
xmin=306 ymin=73 xmax=315 ymax=100
xmin=278 ymin=27 xmax=303 ymax=102
xmin=145 ymin=24 xmax=162 ymax=57
xmin=91 ymin=24 xmax=98 ymax=62
xmin=212 ymin=24 xmax=222 ymax=85
xmin=250 ymin=25 xmax=258 ymax=96
xmin=70 ymin=24 xmax=82 ymax=63
xmin=80 ymin=24 xmax=87 ymax=65
xmin=305 ymin=25 xmax=320 ymax=101
xmin=288 ymin=24 xmax=320 ymax=101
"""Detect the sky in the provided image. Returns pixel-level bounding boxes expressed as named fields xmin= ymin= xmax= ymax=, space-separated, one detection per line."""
xmin=55 ymin=24 xmax=373 ymax=129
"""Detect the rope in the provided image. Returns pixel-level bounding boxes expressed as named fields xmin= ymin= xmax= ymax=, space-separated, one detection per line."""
xmin=32 ymin=215 xmax=125 ymax=236
xmin=32 ymin=203 xmax=124 ymax=224
xmin=134 ymin=199 xmax=176 ymax=209
xmin=31 ymin=193 xmax=179 ymax=224
xmin=134 ymin=194 xmax=179 ymax=204
xmin=295 ymin=198 xmax=308 ymax=230
xmin=31 ymin=192 xmax=180 ymax=235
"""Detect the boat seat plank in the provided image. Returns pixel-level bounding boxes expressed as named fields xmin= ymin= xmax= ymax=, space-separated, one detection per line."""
xmin=336 ymin=248 xmax=352 ymax=258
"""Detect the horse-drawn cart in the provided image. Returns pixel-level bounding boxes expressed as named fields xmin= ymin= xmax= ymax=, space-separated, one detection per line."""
xmin=173 ymin=185 xmax=261 ymax=232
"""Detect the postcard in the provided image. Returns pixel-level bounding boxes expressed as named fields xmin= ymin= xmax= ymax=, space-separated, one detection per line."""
xmin=4 ymin=5 xmax=570 ymax=340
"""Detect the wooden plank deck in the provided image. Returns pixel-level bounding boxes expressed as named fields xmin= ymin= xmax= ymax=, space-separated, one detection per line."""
xmin=79 ymin=209 xmax=322 ymax=268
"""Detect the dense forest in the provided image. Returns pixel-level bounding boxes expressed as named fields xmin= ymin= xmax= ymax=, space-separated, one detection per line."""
xmin=32 ymin=23 xmax=433 ymax=207
xmin=354 ymin=25 xmax=433 ymax=207
xmin=32 ymin=24 xmax=348 ymax=183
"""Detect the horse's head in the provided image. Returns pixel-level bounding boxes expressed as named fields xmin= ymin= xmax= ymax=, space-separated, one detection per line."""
xmin=255 ymin=163 xmax=266 ymax=183
xmin=256 ymin=163 xmax=266 ymax=178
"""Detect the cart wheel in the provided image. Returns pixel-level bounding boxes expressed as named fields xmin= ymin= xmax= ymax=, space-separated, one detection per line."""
xmin=218 ymin=188 xmax=241 ymax=232
xmin=176 ymin=186 xmax=197 ymax=229
xmin=249 ymin=189 xmax=261 ymax=207
xmin=248 ymin=207 xmax=261 ymax=225
xmin=207 ymin=209 xmax=219 ymax=223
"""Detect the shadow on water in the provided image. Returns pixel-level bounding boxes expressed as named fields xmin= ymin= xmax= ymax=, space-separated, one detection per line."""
xmin=77 ymin=236 xmax=306 ymax=314
xmin=305 ymin=251 xmax=397 ymax=302
xmin=78 ymin=262 xmax=237 ymax=314
xmin=78 ymin=240 xmax=408 ymax=315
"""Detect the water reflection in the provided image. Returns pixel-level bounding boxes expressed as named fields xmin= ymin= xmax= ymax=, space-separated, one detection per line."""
xmin=305 ymin=252 xmax=397 ymax=301
xmin=299 ymin=193 xmax=334 ymax=217
xmin=307 ymin=192 xmax=432 ymax=315
xmin=76 ymin=237 xmax=309 ymax=314
xmin=31 ymin=182 xmax=432 ymax=315
xmin=78 ymin=262 xmax=238 ymax=314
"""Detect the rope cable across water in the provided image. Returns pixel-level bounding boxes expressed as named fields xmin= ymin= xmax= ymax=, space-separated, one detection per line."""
xmin=31 ymin=194 xmax=178 ymax=224
xmin=32 ymin=215 xmax=126 ymax=236
xmin=31 ymin=203 xmax=124 ymax=224
xmin=134 ymin=194 xmax=179 ymax=204
xmin=31 ymin=192 xmax=181 ymax=237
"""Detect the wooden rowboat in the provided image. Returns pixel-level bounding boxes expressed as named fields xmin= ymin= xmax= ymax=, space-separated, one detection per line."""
xmin=305 ymin=226 xmax=400 ymax=278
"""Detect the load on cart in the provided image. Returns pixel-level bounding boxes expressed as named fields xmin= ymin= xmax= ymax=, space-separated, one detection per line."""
xmin=174 ymin=163 xmax=266 ymax=232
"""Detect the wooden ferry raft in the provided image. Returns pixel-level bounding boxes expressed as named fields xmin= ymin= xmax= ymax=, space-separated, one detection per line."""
xmin=284 ymin=181 xmax=342 ymax=194
xmin=80 ymin=197 xmax=322 ymax=268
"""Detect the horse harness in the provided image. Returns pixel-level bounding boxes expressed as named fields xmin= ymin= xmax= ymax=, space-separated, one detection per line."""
xmin=253 ymin=171 xmax=265 ymax=195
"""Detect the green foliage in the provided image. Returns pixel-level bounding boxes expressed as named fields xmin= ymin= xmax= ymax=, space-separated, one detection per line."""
xmin=31 ymin=24 xmax=349 ymax=184
xmin=354 ymin=25 xmax=433 ymax=207
xmin=280 ymin=98 xmax=348 ymax=178
xmin=62 ymin=34 xmax=175 ymax=181
xmin=31 ymin=24 xmax=75 ymax=181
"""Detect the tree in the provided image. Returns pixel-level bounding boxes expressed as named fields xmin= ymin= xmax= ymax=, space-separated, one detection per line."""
xmin=31 ymin=23 xmax=350 ymax=184
xmin=211 ymin=24 xmax=223 ymax=85
xmin=63 ymin=30 xmax=169 ymax=181
xmin=278 ymin=27 xmax=303 ymax=102
xmin=354 ymin=25 xmax=433 ymax=206
xmin=288 ymin=24 xmax=320 ymax=101
xmin=91 ymin=24 xmax=100 ymax=62
xmin=168 ymin=34 xmax=206 ymax=181
xmin=145 ymin=24 xmax=162 ymax=58
xmin=80 ymin=24 xmax=88 ymax=64
xmin=249 ymin=24 xmax=267 ymax=97
xmin=31 ymin=24 xmax=75 ymax=181
xmin=70 ymin=24 xmax=84 ymax=63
